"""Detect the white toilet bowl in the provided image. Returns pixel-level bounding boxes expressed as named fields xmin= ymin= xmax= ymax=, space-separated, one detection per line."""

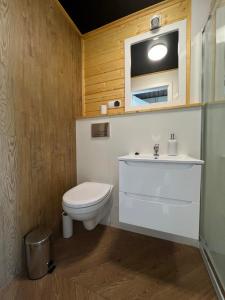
xmin=62 ymin=182 xmax=113 ymax=236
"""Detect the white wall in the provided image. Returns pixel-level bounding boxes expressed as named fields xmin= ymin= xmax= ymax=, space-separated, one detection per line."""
xmin=76 ymin=108 xmax=202 ymax=245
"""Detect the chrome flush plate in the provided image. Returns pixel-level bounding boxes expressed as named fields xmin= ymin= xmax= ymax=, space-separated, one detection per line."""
xmin=91 ymin=123 xmax=110 ymax=138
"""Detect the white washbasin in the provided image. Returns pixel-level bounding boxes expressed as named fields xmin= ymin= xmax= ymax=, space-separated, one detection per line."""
xmin=118 ymin=154 xmax=204 ymax=165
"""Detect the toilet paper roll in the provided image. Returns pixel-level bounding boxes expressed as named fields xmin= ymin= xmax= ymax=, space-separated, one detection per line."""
xmin=62 ymin=212 xmax=73 ymax=238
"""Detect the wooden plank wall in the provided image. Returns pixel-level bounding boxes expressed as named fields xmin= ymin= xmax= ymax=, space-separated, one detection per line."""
xmin=83 ymin=0 xmax=191 ymax=117
xmin=0 ymin=0 xmax=82 ymax=287
xmin=0 ymin=0 xmax=19 ymax=287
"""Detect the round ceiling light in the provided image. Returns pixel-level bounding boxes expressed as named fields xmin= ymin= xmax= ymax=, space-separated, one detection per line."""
xmin=148 ymin=44 xmax=168 ymax=61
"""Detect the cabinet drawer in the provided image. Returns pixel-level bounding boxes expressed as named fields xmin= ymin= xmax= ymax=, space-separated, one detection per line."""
xmin=119 ymin=161 xmax=201 ymax=203
xmin=119 ymin=191 xmax=199 ymax=239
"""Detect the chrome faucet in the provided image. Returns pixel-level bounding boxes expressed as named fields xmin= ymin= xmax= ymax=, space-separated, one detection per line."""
xmin=153 ymin=144 xmax=159 ymax=159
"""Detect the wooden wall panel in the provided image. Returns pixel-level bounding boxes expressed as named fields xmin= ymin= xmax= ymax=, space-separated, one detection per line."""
xmin=0 ymin=0 xmax=82 ymax=288
xmin=0 ymin=0 xmax=20 ymax=287
xmin=83 ymin=0 xmax=191 ymax=117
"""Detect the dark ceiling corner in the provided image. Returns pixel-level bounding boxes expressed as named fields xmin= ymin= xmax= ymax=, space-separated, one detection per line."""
xmin=58 ymin=0 xmax=165 ymax=34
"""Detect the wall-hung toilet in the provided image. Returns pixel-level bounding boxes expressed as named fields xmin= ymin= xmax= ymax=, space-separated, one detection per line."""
xmin=62 ymin=182 xmax=113 ymax=237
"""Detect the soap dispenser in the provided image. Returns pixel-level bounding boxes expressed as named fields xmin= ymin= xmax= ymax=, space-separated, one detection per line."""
xmin=168 ymin=133 xmax=177 ymax=156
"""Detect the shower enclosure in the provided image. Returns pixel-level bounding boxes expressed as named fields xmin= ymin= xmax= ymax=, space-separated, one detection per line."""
xmin=201 ymin=0 xmax=225 ymax=298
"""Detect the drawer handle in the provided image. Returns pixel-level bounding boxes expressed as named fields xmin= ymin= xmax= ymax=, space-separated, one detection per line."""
xmin=122 ymin=161 xmax=194 ymax=169
xmin=123 ymin=192 xmax=193 ymax=206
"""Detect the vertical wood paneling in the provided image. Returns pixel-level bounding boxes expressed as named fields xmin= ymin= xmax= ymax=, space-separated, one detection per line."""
xmin=0 ymin=0 xmax=82 ymax=288
xmin=83 ymin=0 xmax=191 ymax=117
xmin=0 ymin=0 xmax=19 ymax=286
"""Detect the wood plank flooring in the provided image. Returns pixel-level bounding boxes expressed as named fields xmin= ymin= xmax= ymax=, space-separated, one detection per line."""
xmin=0 ymin=223 xmax=216 ymax=300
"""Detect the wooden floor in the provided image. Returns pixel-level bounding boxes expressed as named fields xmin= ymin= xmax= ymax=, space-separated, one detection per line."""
xmin=0 ymin=223 xmax=216 ymax=300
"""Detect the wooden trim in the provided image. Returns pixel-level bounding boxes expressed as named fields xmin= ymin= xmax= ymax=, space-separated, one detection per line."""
xmin=77 ymin=103 xmax=203 ymax=120
xmin=81 ymin=39 xmax=86 ymax=116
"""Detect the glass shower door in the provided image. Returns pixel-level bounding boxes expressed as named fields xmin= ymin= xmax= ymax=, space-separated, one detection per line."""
xmin=201 ymin=0 xmax=225 ymax=293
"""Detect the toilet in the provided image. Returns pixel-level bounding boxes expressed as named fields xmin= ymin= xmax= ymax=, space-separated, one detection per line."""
xmin=62 ymin=182 xmax=113 ymax=237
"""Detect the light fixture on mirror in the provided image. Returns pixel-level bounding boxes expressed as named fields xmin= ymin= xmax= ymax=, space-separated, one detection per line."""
xmin=148 ymin=44 xmax=168 ymax=61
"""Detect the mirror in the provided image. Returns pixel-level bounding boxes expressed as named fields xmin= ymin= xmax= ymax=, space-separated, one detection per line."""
xmin=125 ymin=20 xmax=187 ymax=112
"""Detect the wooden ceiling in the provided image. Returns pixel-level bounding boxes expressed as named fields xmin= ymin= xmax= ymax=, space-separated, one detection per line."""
xmin=58 ymin=0 xmax=165 ymax=34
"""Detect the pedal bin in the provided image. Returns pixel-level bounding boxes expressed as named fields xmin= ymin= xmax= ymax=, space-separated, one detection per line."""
xmin=25 ymin=228 xmax=55 ymax=279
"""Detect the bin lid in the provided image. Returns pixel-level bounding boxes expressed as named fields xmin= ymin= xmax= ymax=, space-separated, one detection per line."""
xmin=25 ymin=227 xmax=52 ymax=245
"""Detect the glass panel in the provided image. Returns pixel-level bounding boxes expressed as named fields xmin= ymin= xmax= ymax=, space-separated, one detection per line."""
xmin=215 ymin=6 xmax=225 ymax=101
xmin=201 ymin=0 xmax=225 ymax=291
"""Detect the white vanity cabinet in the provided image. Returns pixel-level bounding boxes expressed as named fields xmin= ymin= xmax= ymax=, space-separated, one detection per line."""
xmin=118 ymin=155 xmax=204 ymax=240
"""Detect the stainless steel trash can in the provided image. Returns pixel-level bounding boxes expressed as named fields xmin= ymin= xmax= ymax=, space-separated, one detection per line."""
xmin=25 ymin=227 xmax=54 ymax=280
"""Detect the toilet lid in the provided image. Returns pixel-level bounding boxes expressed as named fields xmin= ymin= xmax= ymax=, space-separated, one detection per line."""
xmin=63 ymin=182 xmax=112 ymax=208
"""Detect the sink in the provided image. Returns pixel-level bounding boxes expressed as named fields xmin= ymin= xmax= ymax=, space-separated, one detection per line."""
xmin=118 ymin=154 xmax=204 ymax=165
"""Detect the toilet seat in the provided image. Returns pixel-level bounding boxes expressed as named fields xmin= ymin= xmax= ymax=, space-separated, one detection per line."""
xmin=63 ymin=182 xmax=112 ymax=209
